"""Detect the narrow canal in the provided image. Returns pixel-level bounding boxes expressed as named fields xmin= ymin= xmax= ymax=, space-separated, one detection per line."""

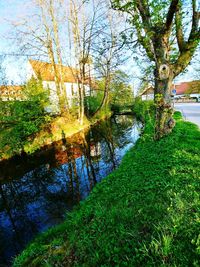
xmin=0 ymin=115 xmax=141 ymax=266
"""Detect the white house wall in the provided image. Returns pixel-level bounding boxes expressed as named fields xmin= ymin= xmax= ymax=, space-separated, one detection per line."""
xmin=26 ymin=61 xmax=37 ymax=81
xmin=26 ymin=61 xmax=91 ymax=112
xmin=142 ymin=94 xmax=154 ymax=101
xmin=42 ymin=81 xmax=90 ymax=112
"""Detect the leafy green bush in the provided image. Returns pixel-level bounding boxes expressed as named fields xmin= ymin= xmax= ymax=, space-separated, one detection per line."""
xmin=133 ymin=97 xmax=155 ymax=121
xmin=84 ymin=91 xmax=104 ymax=116
xmin=110 ymin=71 xmax=134 ymax=112
xmin=0 ymin=78 xmax=50 ymax=157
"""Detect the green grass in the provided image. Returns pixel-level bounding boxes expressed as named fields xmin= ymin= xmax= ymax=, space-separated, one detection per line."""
xmin=13 ymin=111 xmax=200 ymax=267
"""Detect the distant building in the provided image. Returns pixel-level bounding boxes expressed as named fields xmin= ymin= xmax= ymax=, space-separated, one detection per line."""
xmin=139 ymin=80 xmax=200 ymax=102
xmin=0 ymin=60 xmax=93 ymax=111
xmin=139 ymin=85 xmax=154 ymax=101
xmin=173 ymin=80 xmax=200 ymax=101
xmin=0 ymin=85 xmax=23 ymax=101
xmin=27 ymin=60 xmax=91 ymax=111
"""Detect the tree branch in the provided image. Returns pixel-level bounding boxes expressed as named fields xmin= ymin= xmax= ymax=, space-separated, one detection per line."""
xmin=188 ymin=0 xmax=200 ymax=41
xmin=135 ymin=1 xmax=151 ymax=27
xmin=134 ymin=18 xmax=155 ymax=61
xmin=175 ymin=3 xmax=185 ymax=52
xmin=174 ymin=0 xmax=200 ymax=76
xmin=165 ymin=0 xmax=179 ymax=32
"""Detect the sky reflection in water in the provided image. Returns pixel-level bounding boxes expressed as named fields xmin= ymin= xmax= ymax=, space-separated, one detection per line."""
xmin=0 ymin=115 xmax=141 ymax=266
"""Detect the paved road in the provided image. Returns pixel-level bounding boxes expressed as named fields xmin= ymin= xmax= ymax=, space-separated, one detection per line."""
xmin=174 ymin=103 xmax=200 ymax=128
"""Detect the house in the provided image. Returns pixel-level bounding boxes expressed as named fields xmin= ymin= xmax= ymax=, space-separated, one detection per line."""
xmin=139 ymin=80 xmax=200 ymax=102
xmin=27 ymin=60 xmax=91 ymax=112
xmin=0 ymin=85 xmax=23 ymax=101
xmin=172 ymin=80 xmax=200 ymax=101
xmin=139 ymin=85 xmax=154 ymax=101
xmin=0 ymin=60 xmax=92 ymax=106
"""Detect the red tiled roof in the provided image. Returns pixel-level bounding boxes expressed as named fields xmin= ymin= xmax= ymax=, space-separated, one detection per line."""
xmin=0 ymin=85 xmax=23 ymax=97
xmin=29 ymin=60 xmax=79 ymax=83
xmin=140 ymin=81 xmax=200 ymax=96
xmin=173 ymin=81 xmax=200 ymax=95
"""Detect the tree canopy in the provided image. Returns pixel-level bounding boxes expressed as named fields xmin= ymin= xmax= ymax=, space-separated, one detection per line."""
xmin=111 ymin=0 xmax=200 ymax=139
xmin=111 ymin=0 xmax=199 ymax=77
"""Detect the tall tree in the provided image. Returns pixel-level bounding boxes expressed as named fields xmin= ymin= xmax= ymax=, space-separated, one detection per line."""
xmin=69 ymin=0 xmax=86 ymax=125
xmin=68 ymin=0 xmax=105 ymax=124
xmin=11 ymin=0 xmax=69 ymax=115
xmin=35 ymin=0 xmax=70 ymax=114
xmin=48 ymin=0 xmax=69 ymax=112
xmin=111 ymin=0 xmax=200 ymax=139
xmin=92 ymin=6 xmax=127 ymax=115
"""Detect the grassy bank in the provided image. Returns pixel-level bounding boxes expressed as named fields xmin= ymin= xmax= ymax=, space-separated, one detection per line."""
xmin=14 ymin=110 xmax=200 ymax=266
xmin=27 ymin=109 xmax=112 ymax=153
xmin=0 ymin=109 xmax=112 ymax=161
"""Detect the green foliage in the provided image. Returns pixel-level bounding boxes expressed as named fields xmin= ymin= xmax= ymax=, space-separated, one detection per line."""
xmin=148 ymin=0 xmax=170 ymax=24
xmin=23 ymin=77 xmax=50 ymax=106
xmin=92 ymin=105 xmax=112 ymax=121
xmin=86 ymin=71 xmax=134 ymax=116
xmin=110 ymin=70 xmax=134 ymax=112
xmin=85 ymin=91 xmax=104 ymax=116
xmin=0 ymin=78 xmax=50 ymax=157
xmin=133 ymin=97 xmax=155 ymax=121
xmin=173 ymin=111 xmax=182 ymax=121
xmin=13 ymin=110 xmax=200 ymax=266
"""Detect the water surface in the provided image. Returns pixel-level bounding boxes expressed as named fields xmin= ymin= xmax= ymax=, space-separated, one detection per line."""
xmin=0 ymin=115 xmax=140 ymax=266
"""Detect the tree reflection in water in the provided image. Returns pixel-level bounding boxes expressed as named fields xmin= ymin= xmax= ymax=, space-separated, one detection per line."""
xmin=0 ymin=115 xmax=141 ymax=266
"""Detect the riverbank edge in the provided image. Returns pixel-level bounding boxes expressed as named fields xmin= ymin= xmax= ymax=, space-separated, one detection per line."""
xmin=13 ymin=109 xmax=200 ymax=266
xmin=0 ymin=111 xmax=112 ymax=162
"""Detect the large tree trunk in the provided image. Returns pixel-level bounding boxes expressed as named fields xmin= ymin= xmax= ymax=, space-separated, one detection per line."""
xmin=153 ymin=34 xmax=176 ymax=140
xmin=154 ymin=65 xmax=175 ymax=140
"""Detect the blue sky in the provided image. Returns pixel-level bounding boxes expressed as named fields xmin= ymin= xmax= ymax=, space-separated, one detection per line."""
xmin=0 ymin=0 xmax=31 ymax=83
xmin=0 ymin=0 xmax=31 ymax=53
xmin=0 ymin=0 xmax=199 ymax=87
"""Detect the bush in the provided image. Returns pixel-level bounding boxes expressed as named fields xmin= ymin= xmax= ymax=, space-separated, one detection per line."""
xmin=133 ymin=97 xmax=155 ymax=121
xmin=84 ymin=92 xmax=104 ymax=116
xmin=0 ymin=78 xmax=50 ymax=157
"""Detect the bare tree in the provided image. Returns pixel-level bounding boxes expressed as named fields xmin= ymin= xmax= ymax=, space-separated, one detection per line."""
xmin=10 ymin=0 xmax=69 ymax=115
xmin=9 ymin=0 xmax=129 ymax=122
xmin=68 ymin=0 xmax=106 ymax=124
xmin=92 ymin=7 xmax=127 ymax=115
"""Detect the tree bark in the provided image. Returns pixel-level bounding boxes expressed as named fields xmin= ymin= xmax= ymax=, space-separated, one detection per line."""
xmin=153 ymin=36 xmax=175 ymax=140
xmin=154 ymin=69 xmax=175 ymax=140
xmin=49 ymin=0 xmax=69 ymax=115
xmin=39 ymin=1 xmax=68 ymax=116
xmin=78 ymin=81 xmax=84 ymax=126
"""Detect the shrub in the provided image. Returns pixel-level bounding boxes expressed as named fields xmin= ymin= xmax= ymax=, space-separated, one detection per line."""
xmin=0 ymin=78 xmax=50 ymax=157
xmin=133 ymin=97 xmax=155 ymax=121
